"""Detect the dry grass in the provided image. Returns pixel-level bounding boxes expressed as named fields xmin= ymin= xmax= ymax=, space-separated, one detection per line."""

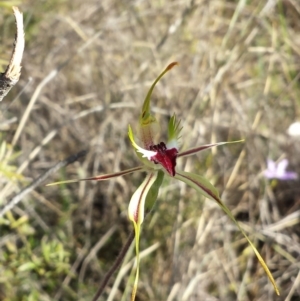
xmin=1 ymin=0 xmax=300 ymax=300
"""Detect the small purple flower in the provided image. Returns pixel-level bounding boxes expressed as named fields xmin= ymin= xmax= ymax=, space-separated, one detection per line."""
xmin=264 ymin=159 xmax=297 ymax=180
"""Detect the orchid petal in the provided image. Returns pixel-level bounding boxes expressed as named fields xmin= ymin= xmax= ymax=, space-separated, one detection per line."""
xmin=178 ymin=140 xmax=244 ymax=158
xmin=46 ymin=166 xmax=144 ymax=186
xmin=128 ymin=125 xmax=157 ymax=159
xmin=128 ymin=172 xmax=158 ymax=301
xmin=175 ymin=170 xmax=280 ymax=296
xmin=167 ymin=114 xmax=182 ymax=150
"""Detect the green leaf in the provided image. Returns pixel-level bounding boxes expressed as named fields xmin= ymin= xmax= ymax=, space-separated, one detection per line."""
xmin=175 ymin=170 xmax=280 ymax=296
xmin=18 ymin=262 xmax=37 ymax=272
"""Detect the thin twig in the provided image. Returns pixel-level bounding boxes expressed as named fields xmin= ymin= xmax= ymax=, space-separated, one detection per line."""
xmin=0 ymin=102 xmax=135 ymax=204
xmin=91 ymin=231 xmax=135 ymax=301
xmin=10 ymin=30 xmax=102 ymax=148
xmin=79 ymin=225 xmax=118 ymax=282
xmin=11 ymin=70 xmax=58 ymax=147
xmin=0 ymin=150 xmax=87 ymax=218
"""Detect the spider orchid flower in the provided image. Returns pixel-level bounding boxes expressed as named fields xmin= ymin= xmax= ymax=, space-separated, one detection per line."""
xmin=48 ymin=62 xmax=280 ymax=299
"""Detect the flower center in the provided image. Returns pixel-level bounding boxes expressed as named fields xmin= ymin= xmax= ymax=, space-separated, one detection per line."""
xmin=149 ymin=142 xmax=178 ymax=176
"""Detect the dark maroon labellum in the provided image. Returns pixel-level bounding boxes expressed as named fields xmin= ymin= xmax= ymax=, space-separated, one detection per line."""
xmin=149 ymin=142 xmax=178 ymax=176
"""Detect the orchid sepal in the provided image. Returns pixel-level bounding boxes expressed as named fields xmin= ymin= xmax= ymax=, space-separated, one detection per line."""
xmin=46 ymin=166 xmax=145 ymax=186
xmin=175 ymin=170 xmax=280 ymax=296
xmin=138 ymin=62 xmax=178 ymax=149
xmin=175 ymin=170 xmax=220 ymax=203
xmin=140 ymin=62 xmax=178 ymax=127
xmin=178 ymin=140 xmax=244 ymax=158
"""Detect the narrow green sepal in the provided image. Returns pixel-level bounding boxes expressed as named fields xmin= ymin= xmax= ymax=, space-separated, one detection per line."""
xmin=139 ymin=62 xmax=178 ymax=127
xmin=175 ymin=170 xmax=280 ymax=296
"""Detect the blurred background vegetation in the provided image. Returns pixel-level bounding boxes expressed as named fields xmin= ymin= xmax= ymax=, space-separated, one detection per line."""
xmin=0 ymin=0 xmax=300 ymax=300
